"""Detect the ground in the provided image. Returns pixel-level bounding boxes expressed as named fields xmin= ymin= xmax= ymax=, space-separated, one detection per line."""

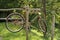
xmin=0 ymin=22 xmax=60 ymax=40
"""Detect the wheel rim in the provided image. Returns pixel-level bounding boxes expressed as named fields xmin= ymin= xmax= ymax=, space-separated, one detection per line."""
xmin=5 ymin=13 xmax=24 ymax=33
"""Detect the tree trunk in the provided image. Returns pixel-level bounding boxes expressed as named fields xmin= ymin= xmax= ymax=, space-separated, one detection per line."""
xmin=42 ymin=0 xmax=47 ymax=37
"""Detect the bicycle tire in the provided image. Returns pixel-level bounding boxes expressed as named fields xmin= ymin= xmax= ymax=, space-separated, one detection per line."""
xmin=5 ymin=12 xmax=25 ymax=33
xmin=38 ymin=16 xmax=47 ymax=33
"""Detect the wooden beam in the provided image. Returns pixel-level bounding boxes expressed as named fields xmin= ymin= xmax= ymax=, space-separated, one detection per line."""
xmin=0 ymin=8 xmax=40 ymax=11
xmin=0 ymin=18 xmax=21 ymax=20
xmin=0 ymin=8 xmax=23 ymax=11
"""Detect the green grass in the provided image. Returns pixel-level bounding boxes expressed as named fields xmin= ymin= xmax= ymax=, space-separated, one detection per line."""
xmin=0 ymin=22 xmax=60 ymax=40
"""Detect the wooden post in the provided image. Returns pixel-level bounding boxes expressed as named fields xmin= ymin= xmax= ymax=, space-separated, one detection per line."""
xmin=24 ymin=5 xmax=40 ymax=40
xmin=25 ymin=5 xmax=30 ymax=40
xmin=51 ymin=11 xmax=55 ymax=40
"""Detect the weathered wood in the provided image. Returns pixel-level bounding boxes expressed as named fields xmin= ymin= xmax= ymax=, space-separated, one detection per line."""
xmin=0 ymin=18 xmax=21 ymax=20
xmin=0 ymin=8 xmax=40 ymax=11
xmin=0 ymin=8 xmax=23 ymax=11
xmin=22 ymin=5 xmax=41 ymax=40
xmin=51 ymin=11 xmax=55 ymax=40
xmin=25 ymin=5 xmax=30 ymax=40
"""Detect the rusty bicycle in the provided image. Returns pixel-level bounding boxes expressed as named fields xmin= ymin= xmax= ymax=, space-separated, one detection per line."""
xmin=5 ymin=5 xmax=47 ymax=33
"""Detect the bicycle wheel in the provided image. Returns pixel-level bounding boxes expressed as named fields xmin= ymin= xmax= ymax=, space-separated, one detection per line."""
xmin=38 ymin=16 xmax=47 ymax=33
xmin=5 ymin=13 xmax=25 ymax=33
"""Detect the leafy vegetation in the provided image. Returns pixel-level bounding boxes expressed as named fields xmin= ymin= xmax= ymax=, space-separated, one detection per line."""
xmin=0 ymin=0 xmax=60 ymax=40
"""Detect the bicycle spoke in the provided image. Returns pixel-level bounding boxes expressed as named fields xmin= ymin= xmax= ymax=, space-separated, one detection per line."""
xmin=5 ymin=13 xmax=24 ymax=33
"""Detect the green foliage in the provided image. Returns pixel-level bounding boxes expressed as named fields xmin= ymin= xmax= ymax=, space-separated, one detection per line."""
xmin=0 ymin=0 xmax=60 ymax=40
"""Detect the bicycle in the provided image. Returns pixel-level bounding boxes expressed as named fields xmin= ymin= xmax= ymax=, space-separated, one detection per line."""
xmin=5 ymin=6 xmax=47 ymax=33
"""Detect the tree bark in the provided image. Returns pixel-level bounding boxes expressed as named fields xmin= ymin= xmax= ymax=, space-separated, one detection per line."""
xmin=42 ymin=0 xmax=47 ymax=37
